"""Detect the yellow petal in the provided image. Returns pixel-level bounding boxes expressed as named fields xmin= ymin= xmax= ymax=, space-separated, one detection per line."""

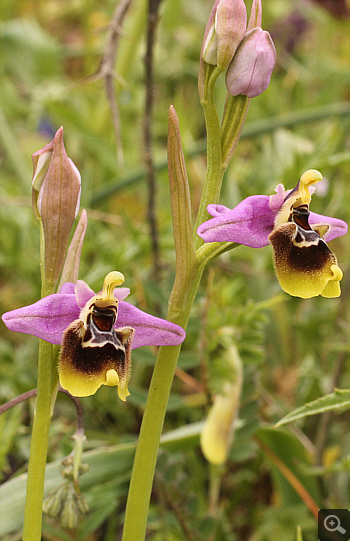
xmin=312 ymin=224 xmax=329 ymax=238
xmin=116 ymin=377 xmax=130 ymax=402
xmin=321 ymin=265 xmax=342 ymax=298
xmin=106 ymin=369 xmax=130 ymax=401
xmin=59 ymin=369 xmax=104 ymax=397
xmin=79 ymin=271 xmax=124 ymax=322
xmin=60 ymin=366 xmax=130 ymax=399
xmin=201 ymin=388 xmax=236 ymax=465
xmin=106 ymin=369 xmax=120 ymax=387
xmin=275 ymin=268 xmax=341 ymax=299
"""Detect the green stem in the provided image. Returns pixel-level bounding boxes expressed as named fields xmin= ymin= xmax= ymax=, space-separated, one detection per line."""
xmin=194 ymin=67 xmax=225 ymax=247
xmin=122 ymin=241 xmax=238 ymax=541
xmin=22 ymin=338 xmax=54 ymax=541
xmin=22 ymin=267 xmax=57 ymax=539
xmin=208 ymin=465 xmax=223 ymax=517
xmin=196 ymin=241 xmax=237 ymax=269
xmin=122 ymin=270 xmax=203 ymax=541
xmin=221 ymin=94 xmax=250 ymax=169
xmin=122 ymin=64 xmax=247 ymax=541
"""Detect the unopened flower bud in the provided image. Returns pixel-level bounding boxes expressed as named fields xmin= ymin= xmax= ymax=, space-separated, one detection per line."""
xmin=43 ymin=484 xmax=67 ymax=518
xmin=31 ymin=127 xmax=81 ymax=285
xmin=247 ymin=0 xmax=262 ymax=32
xmin=225 ymin=27 xmax=276 ymax=98
xmin=61 ymin=489 xmax=79 ymax=529
xmin=202 ymin=0 xmax=247 ymax=70
xmin=202 ymin=18 xmax=218 ymax=65
xmin=76 ymin=493 xmax=89 ymax=515
xmin=32 ymin=143 xmax=53 ymax=198
xmin=43 ymin=481 xmax=89 ymax=528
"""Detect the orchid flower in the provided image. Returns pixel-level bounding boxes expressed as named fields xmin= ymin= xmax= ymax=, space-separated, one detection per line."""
xmin=2 ymin=272 xmax=186 ymax=400
xmin=197 ymin=170 xmax=347 ymax=298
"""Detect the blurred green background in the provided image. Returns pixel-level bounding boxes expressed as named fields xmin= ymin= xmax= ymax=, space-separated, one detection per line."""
xmin=0 ymin=0 xmax=349 ymax=539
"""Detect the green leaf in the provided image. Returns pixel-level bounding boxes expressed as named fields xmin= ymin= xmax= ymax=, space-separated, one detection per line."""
xmin=0 ymin=407 xmax=22 ymax=480
xmin=58 ymin=209 xmax=87 ymax=289
xmin=76 ymin=495 xmax=118 ymax=540
xmin=167 ymin=105 xmax=197 ymax=312
xmin=275 ymin=389 xmax=350 ymax=427
xmin=257 ymin=426 xmax=320 ymax=507
xmin=0 ymin=422 xmax=202 ymax=537
xmin=296 ymin=525 xmax=303 ymax=541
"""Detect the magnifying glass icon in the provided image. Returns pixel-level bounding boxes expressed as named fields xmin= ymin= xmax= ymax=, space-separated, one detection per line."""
xmin=324 ymin=514 xmax=346 ymax=534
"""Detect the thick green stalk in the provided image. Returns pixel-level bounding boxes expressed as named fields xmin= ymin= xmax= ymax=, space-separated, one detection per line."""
xmin=122 ymin=270 xmax=203 ymax=541
xmin=122 ymin=64 xmax=232 ymax=541
xmin=22 ymin=280 xmax=55 ymax=541
xmin=23 ymin=219 xmax=58 ymax=540
xmin=122 ymin=237 xmax=238 ymax=541
xmin=122 ymin=62 xmax=248 ymax=540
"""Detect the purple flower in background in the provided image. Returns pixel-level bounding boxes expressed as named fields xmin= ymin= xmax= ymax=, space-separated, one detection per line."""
xmin=197 ymin=170 xmax=347 ymax=298
xmin=2 ymin=272 xmax=186 ymax=400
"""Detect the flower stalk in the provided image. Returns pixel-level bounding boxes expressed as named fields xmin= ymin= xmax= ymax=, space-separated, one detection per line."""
xmin=221 ymin=94 xmax=249 ymax=168
xmin=22 ymin=269 xmax=57 ymax=541
xmin=122 ymin=91 xmax=243 ymax=538
xmin=194 ymin=66 xmax=225 ymax=246
xmin=122 ymin=273 xmax=203 ymax=541
xmin=22 ymin=128 xmax=81 ymax=540
xmin=121 ymin=2 xmax=271 ymax=533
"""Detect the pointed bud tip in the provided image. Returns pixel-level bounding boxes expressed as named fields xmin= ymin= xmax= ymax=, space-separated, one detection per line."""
xmin=247 ymin=0 xmax=262 ymax=31
xmin=53 ymin=126 xmax=66 ymax=150
xmin=168 ymin=105 xmax=179 ymax=124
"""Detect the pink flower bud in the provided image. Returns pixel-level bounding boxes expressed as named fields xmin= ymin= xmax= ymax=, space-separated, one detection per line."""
xmin=32 ymin=127 xmax=81 ymax=284
xmin=247 ymin=0 xmax=262 ymax=32
xmin=32 ymin=142 xmax=53 ymax=194
xmin=202 ymin=0 xmax=247 ymax=70
xmin=225 ymin=27 xmax=276 ymax=98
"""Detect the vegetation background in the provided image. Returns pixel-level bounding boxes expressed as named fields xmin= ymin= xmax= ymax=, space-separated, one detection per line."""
xmin=0 ymin=0 xmax=349 ymax=539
